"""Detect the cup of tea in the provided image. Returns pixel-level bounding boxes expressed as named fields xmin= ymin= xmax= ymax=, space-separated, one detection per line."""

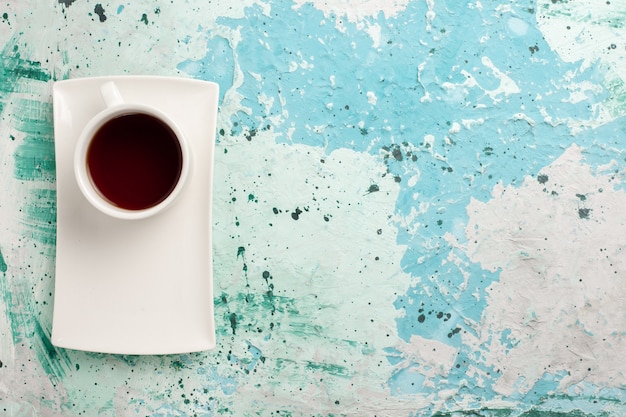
xmin=74 ymin=81 xmax=190 ymax=220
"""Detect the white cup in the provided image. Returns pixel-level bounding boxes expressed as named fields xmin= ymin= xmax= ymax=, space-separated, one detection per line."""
xmin=74 ymin=81 xmax=190 ymax=220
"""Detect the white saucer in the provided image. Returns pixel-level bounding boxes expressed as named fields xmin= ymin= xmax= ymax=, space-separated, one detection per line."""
xmin=52 ymin=76 xmax=218 ymax=355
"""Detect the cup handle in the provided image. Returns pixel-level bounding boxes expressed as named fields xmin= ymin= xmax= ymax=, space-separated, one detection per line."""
xmin=100 ymin=81 xmax=124 ymax=107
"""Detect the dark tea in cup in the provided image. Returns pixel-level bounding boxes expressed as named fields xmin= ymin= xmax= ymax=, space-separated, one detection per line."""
xmin=74 ymin=81 xmax=190 ymax=220
xmin=86 ymin=113 xmax=183 ymax=211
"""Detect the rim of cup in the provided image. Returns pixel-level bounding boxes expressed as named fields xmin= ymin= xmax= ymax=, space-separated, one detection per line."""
xmin=74 ymin=104 xmax=190 ymax=220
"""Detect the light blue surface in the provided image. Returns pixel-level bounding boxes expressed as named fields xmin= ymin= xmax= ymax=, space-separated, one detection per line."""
xmin=0 ymin=0 xmax=624 ymax=415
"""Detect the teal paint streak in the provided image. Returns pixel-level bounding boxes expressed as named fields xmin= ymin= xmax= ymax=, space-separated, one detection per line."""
xmin=0 ymin=33 xmax=65 ymax=391
xmin=10 ymin=103 xmax=56 ymax=248
xmin=0 ymin=265 xmax=11 ymax=330
xmin=12 ymin=98 xmax=53 ymax=134
xmin=13 ymin=136 xmax=55 ymax=181
xmin=32 ymin=317 xmax=73 ymax=386
xmin=304 ymin=361 xmax=351 ymax=378
xmin=0 ymin=37 xmax=56 ymax=250
xmin=23 ymin=188 xmax=56 ymax=246
xmin=0 ymin=41 xmax=54 ymax=171
xmin=0 ymin=248 xmax=7 ymax=273
xmin=0 ymin=269 xmax=72 ymax=385
xmin=0 ymin=37 xmax=56 ymax=248
xmin=228 ymin=312 xmax=237 ymax=334
xmin=12 ymin=98 xmax=55 ymax=182
xmin=0 ymin=38 xmax=51 ymax=108
xmin=0 ymin=47 xmax=50 ymax=84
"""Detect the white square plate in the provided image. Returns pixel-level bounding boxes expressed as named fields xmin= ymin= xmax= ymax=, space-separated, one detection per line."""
xmin=52 ymin=76 xmax=218 ymax=354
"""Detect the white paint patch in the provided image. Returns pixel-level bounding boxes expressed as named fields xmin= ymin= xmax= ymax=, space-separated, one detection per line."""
xmin=481 ymin=56 xmax=521 ymax=100
xmin=536 ymin=0 xmax=626 ymax=126
xmin=366 ymin=91 xmax=378 ymax=105
xmin=536 ymin=0 xmax=622 ymax=68
xmin=511 ymin=112 xmax=535 ymax=127
xmin=459 ymin=145 xmax=626 ymax=395
xmin=461 ymin=118 xmax=485 ymax=130
xmin=364 ymin=22 xmax=382 ymax=48
xmin=394 ymin=335 xmax=458 ymax=382
xmin=425 ymin=0 xmax=436 ymax=32
xmin=0 ymin=3 xmax=17 ymax=46
xmin=448 ymin=122 xmax=462 ymax=134
xmin=439 ymin=56 xmax=520 ymax=106
xmin=292 ymin=0 xmax=411 ymax=23
xmin=507 ymin=17 xmax=529 ymax=36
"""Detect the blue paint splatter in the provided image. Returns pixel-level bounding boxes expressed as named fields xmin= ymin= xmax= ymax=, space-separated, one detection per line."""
xmin=177 ymin=35 xmax=234 ymax=104
xmin=177 ymin=0 xmax=626 ymax=411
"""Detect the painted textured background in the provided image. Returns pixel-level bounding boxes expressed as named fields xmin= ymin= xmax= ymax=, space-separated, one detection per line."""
xmin=0 ymin=0 xmax=624 ymax=416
